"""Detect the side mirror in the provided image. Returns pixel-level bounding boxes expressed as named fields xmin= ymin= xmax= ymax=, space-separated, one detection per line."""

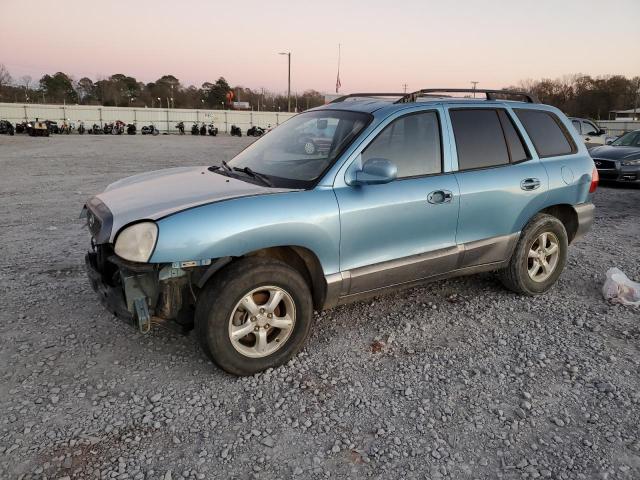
xmin=348 ymin=158 xmax=397 ymax=186
xmin=598 ymin=129 xmax=606 ymax=135
xmin=606 ymin=139 xmax=614 ymax=145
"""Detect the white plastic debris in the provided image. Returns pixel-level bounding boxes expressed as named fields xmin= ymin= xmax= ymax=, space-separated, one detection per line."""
xmin=602 ymin=268 xmax=640 ymax=306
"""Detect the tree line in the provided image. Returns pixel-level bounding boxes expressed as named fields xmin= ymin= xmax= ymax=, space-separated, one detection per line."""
xmin=0 ymin=64 xmax=638 ymax=118
xmin=0 ymin=64 xmax=325 ymax=112
xmin=506 ymin=74 xmax=639 ymax=119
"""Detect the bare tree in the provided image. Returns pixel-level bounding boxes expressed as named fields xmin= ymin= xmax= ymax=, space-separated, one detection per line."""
xmin=20 ymin=75 xmax=32 ymax=102
xmin=0 ymin=64 xmax=12 ymax=88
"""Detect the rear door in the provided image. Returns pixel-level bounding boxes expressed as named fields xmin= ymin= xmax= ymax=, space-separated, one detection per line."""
xmin=447 ymin=107 xmax=549 ymax=268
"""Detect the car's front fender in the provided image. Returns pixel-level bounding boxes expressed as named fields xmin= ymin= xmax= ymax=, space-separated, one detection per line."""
xmin=150 ymin=188 xmax=341 ymax=274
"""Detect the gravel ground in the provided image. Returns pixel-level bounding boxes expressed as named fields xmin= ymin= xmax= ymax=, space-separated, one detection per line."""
xmin=1 ymin=134 xmax=639 ymax=480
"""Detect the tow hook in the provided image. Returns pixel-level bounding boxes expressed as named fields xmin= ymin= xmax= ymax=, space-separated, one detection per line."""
xmin=134 ymin=297 xmax=151 ymax=334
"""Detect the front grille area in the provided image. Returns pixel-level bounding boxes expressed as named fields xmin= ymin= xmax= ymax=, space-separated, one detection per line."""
xmin=86 ymin=197 xmax=113 ymax=244
xmin=87 ymin=210 xmax=102 ymax=237
xmin=593 ymin=158 xmax=616 ymax=170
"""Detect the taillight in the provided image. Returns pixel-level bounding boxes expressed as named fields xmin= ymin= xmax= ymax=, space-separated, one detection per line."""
xmin=589 ymin=166 xmax=599 ymax=193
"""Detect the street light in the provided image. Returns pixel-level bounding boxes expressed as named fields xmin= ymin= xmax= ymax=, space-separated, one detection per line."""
xmin=157 ymin=97 xmax=161 ymax=108
xmin=279 ymin=51 xmax=291 ymax=112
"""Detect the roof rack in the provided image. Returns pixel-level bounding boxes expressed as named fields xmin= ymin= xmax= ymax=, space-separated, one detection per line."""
xmin=329 ymin=93 xmax=405 ymax=104
xmin=397 ymin=88 xmax=539 ymax=104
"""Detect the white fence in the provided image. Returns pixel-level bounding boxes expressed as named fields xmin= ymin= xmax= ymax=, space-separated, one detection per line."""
xmin=2 ymin=102 xmax=638 ymax=137
xmin=598 ymin=120 xmax=640 ymax=137
xmin=0 ymin=103 xmax=297 ymax=133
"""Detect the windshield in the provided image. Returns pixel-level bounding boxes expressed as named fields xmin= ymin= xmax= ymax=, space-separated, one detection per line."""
xmin=611 ymin=131 xmax=640 ymax=147
xmin=227 ymin=110 xmax=371 ymax=188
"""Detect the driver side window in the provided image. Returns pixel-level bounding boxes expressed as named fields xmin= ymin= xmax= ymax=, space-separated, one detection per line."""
xmin=362 ymin=111 xmax=442 ymax=178
xmin=582 ymin=121 xmax=598 ymax=135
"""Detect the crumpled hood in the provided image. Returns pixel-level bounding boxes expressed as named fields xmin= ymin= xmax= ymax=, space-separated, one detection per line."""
xmin=589 ymin=145 xmax=640 ymax=161
xmin=90 ymin=166 xmax=295 ymax=242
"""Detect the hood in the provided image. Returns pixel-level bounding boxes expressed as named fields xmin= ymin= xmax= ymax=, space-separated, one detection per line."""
xmin=90 ymin=166 xmax=295 ymax=242
xmin=589 ymin=145 xmax=640 ymax=161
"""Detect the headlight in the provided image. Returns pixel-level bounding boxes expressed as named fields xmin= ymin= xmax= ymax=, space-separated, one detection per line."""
xmin=114 ymin=222 xmax=158 ymax=262
xmin=622 ymin=159 xmax=640 ymax=166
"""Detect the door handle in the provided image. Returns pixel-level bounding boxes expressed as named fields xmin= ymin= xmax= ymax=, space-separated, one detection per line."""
xmin=585 ymin=137 xmax=591 ymax=141
xmin=427 ymin=190 xmax=453 ymax=204
xmin=520 ymin=178 xmax=541 ymax=191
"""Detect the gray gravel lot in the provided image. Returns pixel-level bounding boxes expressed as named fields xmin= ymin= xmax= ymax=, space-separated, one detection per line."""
xmin=1 ymin=134 xmax=639 ymax=480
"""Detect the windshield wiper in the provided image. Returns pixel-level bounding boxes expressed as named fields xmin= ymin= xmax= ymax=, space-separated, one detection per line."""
xmin=232 ymin=166 xmax=273 ymax=187
xmin=208 ymin=160 xmax=233 ymax=173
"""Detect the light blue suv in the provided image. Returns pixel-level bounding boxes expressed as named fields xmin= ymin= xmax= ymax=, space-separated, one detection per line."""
xmin=84 ymin=89 xmax=597 ymax=375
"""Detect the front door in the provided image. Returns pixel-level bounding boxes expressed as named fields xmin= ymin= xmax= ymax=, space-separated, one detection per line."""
xmin=334 ymin=110 xmax=460 ymax=295
xmin=581 ymin=120 xmax=605 ymax=147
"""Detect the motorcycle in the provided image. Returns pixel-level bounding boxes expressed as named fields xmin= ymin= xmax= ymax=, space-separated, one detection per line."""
xmin=247 ymin=126 xmax=266 ymax=137
xmin=208 ymin=123 xmax=218 ymax=136
xmin=111 ymin=120 xmax=125 ymax=135
xmin=0 ymin=120 xmax=15 ymax=135
xmin=126 ymin=124 xmax=137 ymax=135
xmin=77 ymin=122 xmax=86 ymax=135
xmin=15 ymin=122 xmax=27 ymax=134
xmin=60 ymin=121 xmax=71 ymax=134
xmin=191 ymin=123 xmax=199 ymax=135
xmin=103 ymin=123 xmax=113 ymax=135
xmin=141 ymin=124 xmax=159 ymax=136
xmin=176 ymin=121 xmax=185 ymax=135
xmin=200 ymin=123 xmax=207 ymax=135
xmin=230 ymin=125 xmax=242 ymax=137
xmin=89 ymin=124 xmax=102 ymax=134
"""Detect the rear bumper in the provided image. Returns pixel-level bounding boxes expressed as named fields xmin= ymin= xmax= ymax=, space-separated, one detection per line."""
xmin=572 ymin=203 xmax=595 ymax=243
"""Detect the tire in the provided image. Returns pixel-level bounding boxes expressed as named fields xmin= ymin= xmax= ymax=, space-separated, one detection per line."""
xmin=498 ymin=213 xmax=568 ymax=295
xmin=303 ymin=140 xmax=316 ymax=155
xmin=195 ymin=257 xmax=314 ymax=376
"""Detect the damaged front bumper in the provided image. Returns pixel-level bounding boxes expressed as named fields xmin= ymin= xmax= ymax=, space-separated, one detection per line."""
xmin=85 ymin=245 xmax=193 ymax=333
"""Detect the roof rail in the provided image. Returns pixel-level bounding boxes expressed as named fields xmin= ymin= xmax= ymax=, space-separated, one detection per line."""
xmin=330 ymin=93 xmax=405 ymax=104
xmin=397 ymin=88 xmax=539 ymax=104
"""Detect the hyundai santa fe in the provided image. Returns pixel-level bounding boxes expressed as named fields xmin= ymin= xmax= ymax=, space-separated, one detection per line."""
xmin=83 ymin=88 xmax=597 ymax=375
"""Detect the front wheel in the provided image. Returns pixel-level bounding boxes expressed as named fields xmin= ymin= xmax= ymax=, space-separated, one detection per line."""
xmin=303 ymin=140 xmax=316 ymax=155
xmin=499 ymin=214 xmax=568 ymax=295
xmin=195 ymin=257 xmax=313 ymax=376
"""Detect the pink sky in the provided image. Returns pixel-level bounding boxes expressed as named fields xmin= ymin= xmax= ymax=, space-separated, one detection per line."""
xmin=1 ymin=0 xmax=638 ymax=94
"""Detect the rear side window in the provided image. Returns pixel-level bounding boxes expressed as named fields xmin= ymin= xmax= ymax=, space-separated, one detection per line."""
xmin=571 ymin=120 xmax=581 ymax=133
xmin=515 ymin=109 xmax=576 ymax=158
xmin=450 ymin=109 xmax=510 ymax=170
xmin=497 ymin=110 xmax=529 ymax=163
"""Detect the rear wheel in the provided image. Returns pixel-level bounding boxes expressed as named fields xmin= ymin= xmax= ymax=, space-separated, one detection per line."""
xmin=195 ymin=257 xmax=313 ymax=376
xmin=499 ymin=214 xmax=568 ymax=295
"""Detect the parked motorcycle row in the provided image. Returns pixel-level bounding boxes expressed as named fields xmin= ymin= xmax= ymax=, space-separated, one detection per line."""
xmin=187 ymin=122 xmax=219 ymax=136
xmin=0 ymin=119 xmax=269 ymax=137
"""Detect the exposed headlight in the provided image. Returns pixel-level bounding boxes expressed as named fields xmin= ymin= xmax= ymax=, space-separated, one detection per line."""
xmin=621 ymin=159 xmax=640 ymax=166
xmin=114 ymin=222 xmax=158 ymax=262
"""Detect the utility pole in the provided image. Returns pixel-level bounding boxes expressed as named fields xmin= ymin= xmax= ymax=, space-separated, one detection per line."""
xmin=279 ymin=51 xmax=291 ymax=112
xmin=471 ymin=81 xmax=479 ymax=98
xmin=634 ymin=79 xmax=640 ymax=121
xmin=403 ymin=83 xmax=408 ymax=94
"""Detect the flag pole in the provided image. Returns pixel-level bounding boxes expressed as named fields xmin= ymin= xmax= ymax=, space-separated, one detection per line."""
xmin=336 ymin=43 xmax=342 ymax=94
